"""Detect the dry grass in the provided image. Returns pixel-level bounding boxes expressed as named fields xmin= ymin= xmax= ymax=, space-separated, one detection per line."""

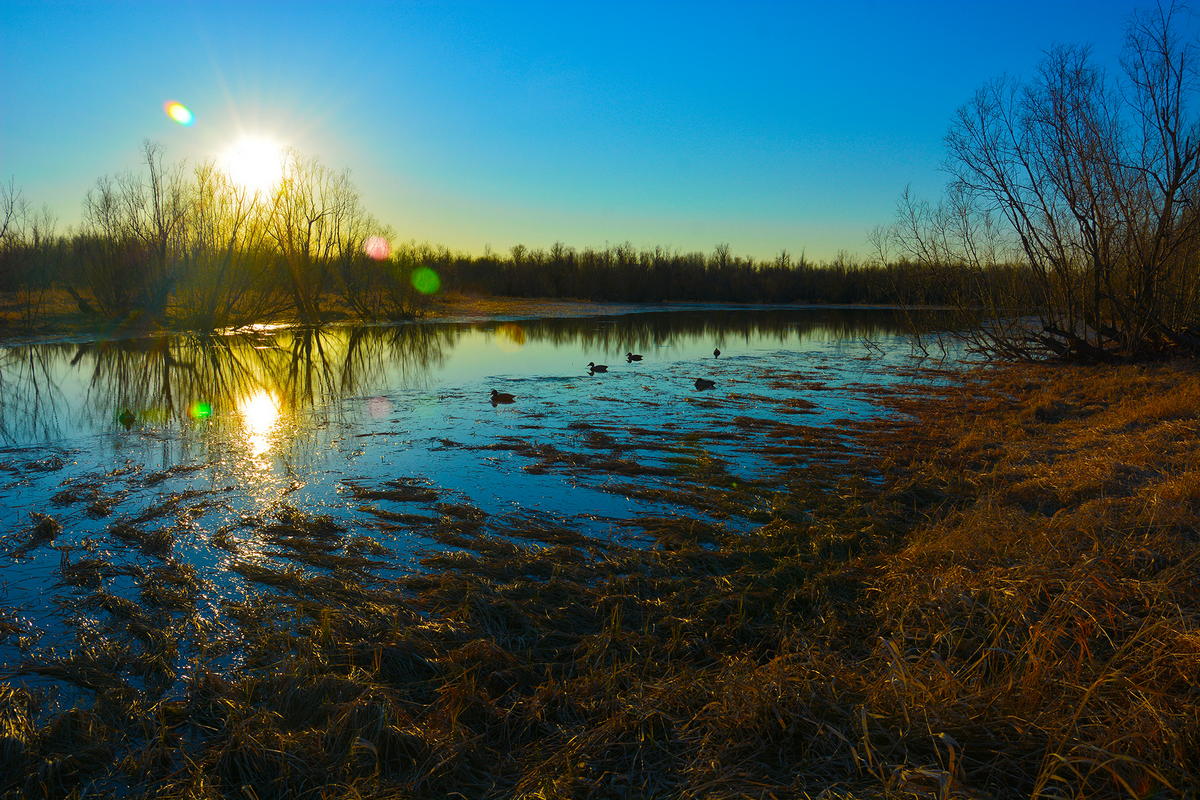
xmin=863 ymin=362 xmax=1200 ymax=797
xmin=2 ymin=361 xmax=1199 ymax=798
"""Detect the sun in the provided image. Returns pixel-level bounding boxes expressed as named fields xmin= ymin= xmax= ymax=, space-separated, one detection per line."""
xmin=219 ymin=135 xmax=286 ymax=194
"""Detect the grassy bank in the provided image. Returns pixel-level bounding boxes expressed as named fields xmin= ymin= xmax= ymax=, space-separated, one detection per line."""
xmin=2 ymin=362 xmax=1198 ymax=798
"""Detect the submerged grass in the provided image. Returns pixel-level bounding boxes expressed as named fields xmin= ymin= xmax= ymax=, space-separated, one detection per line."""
xmin=3 ymin=361 xmax=1200 ymax=798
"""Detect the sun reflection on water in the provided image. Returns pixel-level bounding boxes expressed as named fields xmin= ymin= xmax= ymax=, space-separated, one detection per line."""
xmin=238 ymin=390 xmax=281 ymax=459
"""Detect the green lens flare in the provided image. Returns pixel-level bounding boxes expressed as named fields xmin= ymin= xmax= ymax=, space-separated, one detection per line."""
xmin=411 ymin=266 xmax=441 ymax=295
xmin=190 ymin=401 xmax=212 ymax=420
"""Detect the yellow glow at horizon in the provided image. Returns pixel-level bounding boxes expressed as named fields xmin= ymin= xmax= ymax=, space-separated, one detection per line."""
xmin=238 ymin=390 xmax=281 ymax=458
xmin=219 ymin=136 xmax=286 ymax=194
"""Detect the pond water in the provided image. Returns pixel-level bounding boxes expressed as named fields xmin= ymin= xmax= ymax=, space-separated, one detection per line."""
xmin=0 ymin=307 xmax=959 ymax=689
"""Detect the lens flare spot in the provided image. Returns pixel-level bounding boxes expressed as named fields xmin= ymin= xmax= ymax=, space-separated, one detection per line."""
xmin=189 ymin=401 xmax=212 ymax=420
xmin=366 ymin=396 xmax=392 ymax=419
xmin=238 ymin=390 xmax=280 ymax=458
xmin=495 ymin=323 xmax=526 ymax=353
xmin=164 ymin=101 xmax=194 ymax=126
xmin=411 ymin=266 xmax=441 ymax=295
xmin=364 ymin=236 xmax=390 ymax=260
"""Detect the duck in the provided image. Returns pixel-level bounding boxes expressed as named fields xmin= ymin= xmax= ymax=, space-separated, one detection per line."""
xmin=587 ymin=362 xmax=608 ymax=373
xmin=490 ymin=389 xmax=516 ymax=405
xmin=694 ymin=378 xmax=716 ymax=391
xmin=625 ymin=352 xmax=643 ymax=362
xmin=713 ymin=347 xmax=721 ymax=358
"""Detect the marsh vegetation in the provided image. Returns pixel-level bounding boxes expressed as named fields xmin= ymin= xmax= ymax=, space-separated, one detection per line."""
xmin=2 ymin=340 xmax=1197 ymax=797
xmin=0 ymin=310 xmax=969 ymax=797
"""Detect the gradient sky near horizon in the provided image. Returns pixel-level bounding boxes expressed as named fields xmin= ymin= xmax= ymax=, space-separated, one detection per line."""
xmin=0 ymin=0 xmax=1177 ymax=260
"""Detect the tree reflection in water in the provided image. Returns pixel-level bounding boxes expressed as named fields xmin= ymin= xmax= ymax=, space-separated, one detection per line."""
xmin=0 ymin=309 xmax=950 ymax=454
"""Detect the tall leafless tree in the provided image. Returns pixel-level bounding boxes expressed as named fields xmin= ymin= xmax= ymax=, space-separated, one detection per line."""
xmin=81 ymin=141 xmax=190 ymax=319
xmin=266 ymin=151 xmax=382 ymax=324
xmin=893 ymin=2 xmax=1200 ymax=360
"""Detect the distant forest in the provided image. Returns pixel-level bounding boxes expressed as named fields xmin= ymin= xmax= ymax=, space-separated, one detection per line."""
xmin=385 ymin=241 xmax=1008 ymax=306
xmin=0 ymin=143 xmax=1024 ymax=332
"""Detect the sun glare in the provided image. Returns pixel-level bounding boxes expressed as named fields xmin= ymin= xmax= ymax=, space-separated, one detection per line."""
xmin=219 ymin=136 xmax=286 ymax=194
xmin=238 ymin=389 xmax=281 ymax=458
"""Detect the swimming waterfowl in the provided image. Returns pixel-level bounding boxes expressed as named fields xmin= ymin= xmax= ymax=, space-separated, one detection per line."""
xmin=490 ymin=389 xmax=516 ymax=404
xmin=694 ymin=377 xmax=716 ymax=390
xmin=587 ymin=362 xmax=608 ymax=373
xmin=713 ymin=347 xmax=721 ymax=358
xmin=625 ymin=352 xmax=643 ymax=362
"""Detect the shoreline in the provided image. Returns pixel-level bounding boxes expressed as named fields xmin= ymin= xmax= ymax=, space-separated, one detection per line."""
xmin=0 ymin=290 xmax=954 ymax=346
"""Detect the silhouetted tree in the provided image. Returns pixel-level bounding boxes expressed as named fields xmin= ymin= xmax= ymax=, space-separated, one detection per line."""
xmin=81 ymin=141 xmax=189 ymax=319
xmin=896 ymin=2 xmax=1200 ymax=360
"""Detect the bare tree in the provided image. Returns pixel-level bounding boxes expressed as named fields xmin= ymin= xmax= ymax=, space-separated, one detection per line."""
xmin=893 ymin=2 xmax=1200 ymax=360
xmin=0 ymin=179 xmax=27 ymax=245
xmin=266 ymin=151 xmax=383 ymax=324
xmin=0 ymin=180 xmax=62 ymax=324
xmin=176 ymin=162 xmax=282 ymax=330
xmin=81 ymin=141 xmax=190 ymax=319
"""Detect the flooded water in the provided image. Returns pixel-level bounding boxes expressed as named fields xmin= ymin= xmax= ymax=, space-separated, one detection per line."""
xmin=0 ymin=307 xmax=958 ymax=690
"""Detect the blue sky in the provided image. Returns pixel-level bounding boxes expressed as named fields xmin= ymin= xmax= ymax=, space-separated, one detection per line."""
xmin=0 ymin=0 xmax=1173 ymax=259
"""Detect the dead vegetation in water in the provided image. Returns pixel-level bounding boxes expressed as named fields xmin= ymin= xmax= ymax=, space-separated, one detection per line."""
xmin=51 ymin=478 xmax=128 ymax=518
xmin=2 ymin=362 xmax=1199 ymax=798
xmin=345 ymin=478 xmax=439 ymax=504
xmin=6 ymin=513 xmax=62 ymax=557
xmin=482 ymin=436 xmax=681 ymax=479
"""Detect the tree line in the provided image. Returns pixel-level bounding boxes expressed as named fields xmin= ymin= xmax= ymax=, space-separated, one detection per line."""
xmin=1 ymin=144 xmax=1023 ymax=334
xmin=385 ymin=240 xmax=1013 ymax=306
